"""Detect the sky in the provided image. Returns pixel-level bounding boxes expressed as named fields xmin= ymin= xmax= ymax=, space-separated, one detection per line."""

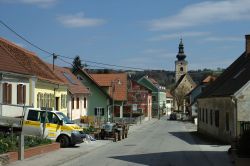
xmin=0 ymin=0 xmax=250 ymax=71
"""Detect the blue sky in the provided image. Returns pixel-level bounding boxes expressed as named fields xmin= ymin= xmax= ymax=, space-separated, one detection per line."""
xmin=0 ymin=0 xmax=250 ymax=71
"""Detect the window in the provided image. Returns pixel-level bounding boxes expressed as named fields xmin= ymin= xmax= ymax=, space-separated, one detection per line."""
xmin=27 ymin=109 xmax=39 ymax=121
xmin=47 ymin=112 xmax=60 ymax=124
xmin=202 ymin=109 xmax=205 ymax=122
xmin=180 ymin=67 xmax=183 ymax=72
xmin=2 ymin=83 xmax=12 ymax=104
xmin=61 ymin=94 xmax=66 ymax=109
xmin=152 ymin=96 xmax=156 ymax=101
xmin=210 ymin=110 xmax=213 ymax=125
xmin=226 ymin=112 xmax=229 ymax=131
xmin=37 ymin=93 xmax=40 ymax=108
xmin=17 ymin=84 xmax=26 ymax=104
xmin=215 ymin=110 xmax=219 ymax=127
xmin=84 ymin=97 xmax=87 ymax=108
xmin=71 ymin=97 xmax=74 ymax=109
xmin=94 ymin=107 xmax=105 ymax=116
xmin=206 ymin=109 xmax=208 ymax=124
xmin=166 ymin=100 xmax=171 ymax=103
xmin=76 ymin=97 xmax=79 ymax=109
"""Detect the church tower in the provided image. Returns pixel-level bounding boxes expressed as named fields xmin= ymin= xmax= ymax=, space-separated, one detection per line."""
xmin=175 ymin=39 xmax=188 ymax=82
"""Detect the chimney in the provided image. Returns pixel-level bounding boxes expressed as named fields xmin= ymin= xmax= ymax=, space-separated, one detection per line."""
xmin=245 ymin=34 xmax=250 ymax=55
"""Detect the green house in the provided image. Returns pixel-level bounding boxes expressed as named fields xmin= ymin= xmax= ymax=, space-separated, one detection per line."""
xmin=137 ymin=76 xmax=166 ymax=117
xmin=73 ymin=69 xmax=111 ymax=121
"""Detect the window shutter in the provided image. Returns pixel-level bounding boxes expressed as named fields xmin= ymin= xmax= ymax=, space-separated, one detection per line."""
xmin=2 ymin=83 xmax=7 ymax=103
xmin=23 ymin=85 xmax=26 ymax=104
xmin=84 ymin=97 xmax=87 ymax=108
xmin=8 ymin=84 xmax=12 ymax=104
xmin=71 ymin=97 xmax=74 ymax=109
xmin=77 ymin=98 xmax=79 ymax=109
xmin=17 ymin=84 xmax=20 ymax=104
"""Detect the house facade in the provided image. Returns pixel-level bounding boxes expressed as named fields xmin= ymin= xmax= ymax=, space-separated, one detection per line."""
xmin=137 ymin=76 xmax=166 ymax=118
xmin=90 ymin=73 xmax=127 ymax=119
xmin=73 ymin=69 xmax=111 ymax=122
xmin=165 ymin=90 xmax=173 ymax=116
xmin=47 ymin=65 xmax=90 ymax=122
xmin=125 ymin=80 xmax=152 ymax=120
xmin=197 ymin=35 xmax=250 ymax=143
xmin=0 ymin=37 xmax=67 ymax=117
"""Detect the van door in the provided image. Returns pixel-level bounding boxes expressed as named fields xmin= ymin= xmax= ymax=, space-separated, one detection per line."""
xmin=45 ymin=112 xmax=61 ymax=140
xmin=22 ymin=109 xmax=43 ymax=136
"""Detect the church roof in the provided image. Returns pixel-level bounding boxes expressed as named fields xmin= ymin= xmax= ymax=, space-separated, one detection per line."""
xmin=176 ymin=39 xmax=186 ymax=61
xmin=175 ymin=73 xmax=197 ymax=89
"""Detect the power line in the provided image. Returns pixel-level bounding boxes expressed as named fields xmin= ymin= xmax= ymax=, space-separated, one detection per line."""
xmin=0 ymin=20 xmax=53 ymax=56
xmin=0 ymin=19 xmax=146 ymax=71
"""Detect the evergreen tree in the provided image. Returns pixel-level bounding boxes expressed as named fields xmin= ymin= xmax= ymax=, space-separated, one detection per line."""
xmin=72 ymin=55 xmax=83 ymax=72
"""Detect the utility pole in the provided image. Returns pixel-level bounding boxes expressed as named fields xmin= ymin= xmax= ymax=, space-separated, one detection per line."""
xmin=52 ymin=53 xmax=57 ymax=70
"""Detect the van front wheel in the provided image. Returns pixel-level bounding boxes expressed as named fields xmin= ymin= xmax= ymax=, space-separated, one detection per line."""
xmin=58 ymin=135 xmax=69 ymax=147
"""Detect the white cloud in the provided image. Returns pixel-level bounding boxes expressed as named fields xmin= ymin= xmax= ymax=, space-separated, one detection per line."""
xmin=149 ymin=0 xmax=250 ymax=30
xmin=149 ymin=32 xmax=209 ymax=41
xmin=57 ymin=12 xmax=106 ymax=28
xmin=204 ymin=36 xmax=242 ymax=42
xmin=0 ymin=0 xmax=58 ymax=7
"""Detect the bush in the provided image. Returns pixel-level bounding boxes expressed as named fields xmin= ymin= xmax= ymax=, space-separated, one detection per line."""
xmin=83 ymin=126 xmax=96 ymax=134
xmin=0 ymin=133 xmax=52 ymax=154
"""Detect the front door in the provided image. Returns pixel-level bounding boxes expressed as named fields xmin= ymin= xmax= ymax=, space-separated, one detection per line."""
xmin=55 ymin=97 xmax=59 ymax=111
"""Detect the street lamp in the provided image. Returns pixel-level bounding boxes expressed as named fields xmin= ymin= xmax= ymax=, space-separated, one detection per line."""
xmin=111 ymin=79 xmax=121 ymax=122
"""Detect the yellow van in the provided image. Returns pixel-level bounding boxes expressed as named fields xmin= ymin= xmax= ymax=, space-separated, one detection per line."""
xmin=22 ymin=108 xmax=83 ymax=147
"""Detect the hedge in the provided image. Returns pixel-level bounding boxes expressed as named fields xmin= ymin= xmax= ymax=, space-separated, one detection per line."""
xmin=0 ymin=133 xmax=52 ymax=154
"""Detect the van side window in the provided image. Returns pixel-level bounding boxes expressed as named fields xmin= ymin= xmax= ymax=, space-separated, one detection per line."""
xmin=27 ymin=110 xmax=39 ymax=121
xmin=47 ymin=112 xmax=59 ymax=124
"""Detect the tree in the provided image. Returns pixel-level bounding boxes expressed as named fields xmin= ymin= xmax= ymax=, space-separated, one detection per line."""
xmin=72 ymin=56 xmax=85 ymax=72
xmin=172 ymin=85 xmax=189 ymax=112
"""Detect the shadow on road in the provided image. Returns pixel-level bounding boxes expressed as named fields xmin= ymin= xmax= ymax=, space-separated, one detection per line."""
xmin=110 ymin=151 xmax=232 ymax=166
xmin=169 ymin=131 xmax=228 ymax=146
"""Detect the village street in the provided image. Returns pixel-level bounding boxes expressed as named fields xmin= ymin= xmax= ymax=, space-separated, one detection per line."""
xmin=10 ymin=117 xmax=233 ymax=166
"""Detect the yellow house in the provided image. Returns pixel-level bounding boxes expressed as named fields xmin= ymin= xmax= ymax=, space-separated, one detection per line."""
xmin=0 ymin=37 xmax=68 ymax=114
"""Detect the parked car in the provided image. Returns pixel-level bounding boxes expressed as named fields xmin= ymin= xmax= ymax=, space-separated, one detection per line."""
xmin=169 ymin=113 xmax=177 ymax=120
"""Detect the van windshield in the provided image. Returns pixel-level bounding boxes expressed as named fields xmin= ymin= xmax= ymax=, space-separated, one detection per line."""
xmin=56 ymin=112 xmax=74 ymax=124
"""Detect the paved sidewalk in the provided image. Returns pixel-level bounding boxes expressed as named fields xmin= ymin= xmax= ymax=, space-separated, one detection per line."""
xmin=8 ymin=118 xmax=158 ymax=166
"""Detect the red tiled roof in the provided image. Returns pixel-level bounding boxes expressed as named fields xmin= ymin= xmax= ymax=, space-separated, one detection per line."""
xmin=202 ymin=75 xmax=216 ymax=83
xmin=0 ymin=45 xmax=30 ymax=75
xmin=90 ymin=73 xmax=127 ymax=101
xmin=166 ymin=90 xmax=173 ymax=98
xmin=0 ymin=37 xmax=64 ymax=84
xmin=47 ymin=64 xmax=89 ymax=94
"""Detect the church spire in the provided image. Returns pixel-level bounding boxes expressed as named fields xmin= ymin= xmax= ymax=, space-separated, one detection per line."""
xmin=176 ymin=38 xmax=186 ymax=61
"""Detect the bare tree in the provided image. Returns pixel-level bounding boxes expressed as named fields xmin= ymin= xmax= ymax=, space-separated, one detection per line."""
xmin=172 ymin=86 xmax=189 ymax=112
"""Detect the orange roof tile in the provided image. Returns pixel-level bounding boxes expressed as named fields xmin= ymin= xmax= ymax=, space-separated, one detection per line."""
xmin=202 ymin=75 xmax=217 ymax=83
xmin=90 ymin=73 xmax=127 ymax=101
xmin=47 ymin=64 xmax=89 ymax=94
xmin=0 ymin=37 xmax=64 ymax=84
xmin=166 ymin=90 xmax=173 ymax=98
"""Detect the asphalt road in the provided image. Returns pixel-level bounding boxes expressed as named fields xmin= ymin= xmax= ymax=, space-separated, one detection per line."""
xmin=60 ymin=117 xmax=233 ymax=166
